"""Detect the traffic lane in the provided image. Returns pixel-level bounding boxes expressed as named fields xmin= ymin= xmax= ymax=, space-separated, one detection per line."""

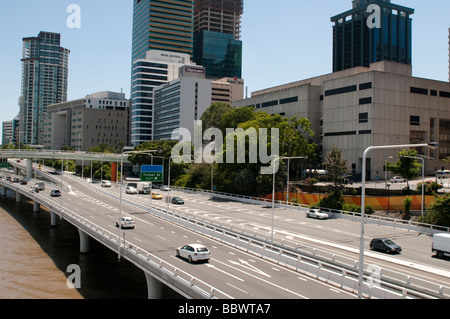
xmin=135 ymin=225 xmax=355 ymax=299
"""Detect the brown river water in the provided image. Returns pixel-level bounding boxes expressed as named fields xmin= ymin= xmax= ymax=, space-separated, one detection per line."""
xmin=0 ymin=189 xmax=180 ymax=299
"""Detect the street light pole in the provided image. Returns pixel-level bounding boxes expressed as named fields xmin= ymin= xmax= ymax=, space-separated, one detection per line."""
xmin=359 ymin=143 xmax=437 ymax=299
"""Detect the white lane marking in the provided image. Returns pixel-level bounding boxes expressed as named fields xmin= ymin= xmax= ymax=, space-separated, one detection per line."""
xmin=226 ymin=282 xmax=249 ymax=295
xmin=205 ymin=264 xmax=244 ymax=282
xmin=213 ymin=259 xmax=308 ymax=299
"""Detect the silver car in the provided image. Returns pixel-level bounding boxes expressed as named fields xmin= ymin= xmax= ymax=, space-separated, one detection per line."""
xmin=116 ymin=217 xmax=135 ymax=229
xmin=176 ymin=244 xmax=210 ymax=263
xmin=306 ymin=208 xmax=329 ymax=220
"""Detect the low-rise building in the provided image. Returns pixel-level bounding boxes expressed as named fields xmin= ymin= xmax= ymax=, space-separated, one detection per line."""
xmin=43 ymin=91 xmax=130 ymax=151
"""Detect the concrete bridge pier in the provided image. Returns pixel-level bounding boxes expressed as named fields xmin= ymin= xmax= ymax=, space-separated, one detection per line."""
xmin=78 ymin=229 xmax=90 ymax=254
xmin=1 ymin=187 xmax=6 ymax=196
xmin=33 ymin=201 xmax=40 ymax=212
xmin=145 ymin=273 xmax=163 ymax=299
xmin=16 ymin=192 xmax=22 ymax=203
xmin=50 ymin=211 xmax=58 ymax=227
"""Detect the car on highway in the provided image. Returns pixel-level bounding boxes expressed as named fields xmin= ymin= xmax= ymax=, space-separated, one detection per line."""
xmin=370 ymin=238 xmax=402 ymax=254
xmin=116 ymin=216 xmax=135 ymax=229
xmin=126 ymin=186 xmax=138 ymax=194
xmin=101 ymin=180 xmax=112 ymax=187
xmin=151 ymin=192 xmax=162 ymax=200
xmin=171 ymin=197 xmax=184 ymax=205
xmin=306 ymin=208 xmax=329 ymax=220
xmin=390 ymin=176 xmax=406 ymax=183
xmin=160 ymin=185 xmax=171 ymax=191
xmin=50 ymin=189 xmax=61 ymax=197
xmin=176 ymin=244 xmax=210 ymax=263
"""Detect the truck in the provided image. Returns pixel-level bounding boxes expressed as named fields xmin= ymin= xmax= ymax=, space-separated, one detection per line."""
xmin=432 ymin=233 xmax=450 ymax=259
xmin=136 ymin=182 xmax=152 ymax=194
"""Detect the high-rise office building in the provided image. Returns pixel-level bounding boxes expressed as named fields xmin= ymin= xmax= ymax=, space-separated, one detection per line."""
xmin=331 ymin=0 xmax=414 ymax=72
xmin=193 ymin=0 xmax=243 ymax=79
xmin=131 ymin=50 xmax=195 ymax=145
xmin=19 ymin=32 xmax=70 ymax=146
xmin=131 ymin=0 xmax=194 ymax=63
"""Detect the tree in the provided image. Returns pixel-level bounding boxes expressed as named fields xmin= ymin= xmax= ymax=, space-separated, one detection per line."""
xmin=200 ymin=102 xmax=233 ymax=132
xmin=386 ymin=149 xmax=422 ymax=190
xmin=324 ymin=146 xmax=348 ymax=187
xmin=423 ymin=194 xmax=450 ymax=227
xmin=216 ymin=111 xmax=318 ymax=196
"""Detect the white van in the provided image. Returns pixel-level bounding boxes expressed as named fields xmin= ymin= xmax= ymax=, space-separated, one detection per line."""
xmin=432 ymin=233 xmax=450 ymax=258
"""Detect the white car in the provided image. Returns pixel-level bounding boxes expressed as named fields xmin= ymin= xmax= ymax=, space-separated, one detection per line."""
xmin=101 ymin=180 xmax=112 ymax=187
xmin=160 ymin=185 xmax=171 ymax=191
xmin=116 ymin=217 xmax=135 ymax=229
xmin=176 ymin=244 xmax=210 ymax=263
xmin=126 ymin=186 xmax=138 ymax=194
xmin=306 ymin=209 xmax=329 ymax=220
xmin=390 ymin=176 xmax=406 ymax=183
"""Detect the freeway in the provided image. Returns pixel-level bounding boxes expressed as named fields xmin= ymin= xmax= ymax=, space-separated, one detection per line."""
xmin=3 ymin=167 xmax=357 ymax=299
xmin=5 ymin=160 xmax=450 ymax=298
xmin=82 ymin=178 xmax=450 ymax=293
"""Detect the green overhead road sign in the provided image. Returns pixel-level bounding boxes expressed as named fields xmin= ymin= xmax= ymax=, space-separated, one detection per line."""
xmin=0 ymin=163 xmax=10 ymax=168
xmin=141 ymin=165 xmax=163 ymax=183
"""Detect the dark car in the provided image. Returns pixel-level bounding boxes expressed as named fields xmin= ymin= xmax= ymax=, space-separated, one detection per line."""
xmin=50 ymin=189 xmax=62 ymax=197
xmin=370 ymin=238 xmax=402 ymax=254
xmin=171 ymin=197 xmax=184 ymax=205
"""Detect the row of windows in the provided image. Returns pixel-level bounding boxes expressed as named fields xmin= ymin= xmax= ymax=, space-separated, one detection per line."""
xmin=324 ymin=130 xmax=372 ymax=137
xmin=411 ymin=87 xmax=450 ymax=98
xmin=253 ymin=96 xmax=300 ymax=109
xmin=323 ymin=82 xmax=372 ymax=98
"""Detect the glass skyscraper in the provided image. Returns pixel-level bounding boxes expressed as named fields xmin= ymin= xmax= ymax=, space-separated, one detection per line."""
xmin=193 ymin=0 xmax=243 ymax=79
xmin=19 ymin=32 xmax=70 ymax=146
xmin=331 ymin=0 xmax=414 ymax=72
xmin=132 ymin=0 xmax=194 ymax=63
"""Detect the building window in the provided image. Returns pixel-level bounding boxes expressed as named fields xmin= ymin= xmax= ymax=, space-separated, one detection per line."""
xmin=359 ymin=112 xmax=369 ymax=123
xmin=359 ymin=82 xmax=372 ymax=90
xmin=410 ymin=87 xmax=428 ymax=95
xmin=440 ymin=91 xmax=450 ymax=98
xmin=325 ymin=85 xmax=357 ymax=97
xmin=359 ymin=97 xmax=372 ymax=105
xmin=280 ymin=96 xmax=298 ymax=105
xmin=410 ymin=116 xmax=421 ymax=126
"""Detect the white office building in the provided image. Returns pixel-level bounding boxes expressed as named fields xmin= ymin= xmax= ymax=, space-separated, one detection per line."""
xmin=153 ymin=65 xmax=212 ymax=141
xmin=131 ymin=50 xmax=197 ymax=146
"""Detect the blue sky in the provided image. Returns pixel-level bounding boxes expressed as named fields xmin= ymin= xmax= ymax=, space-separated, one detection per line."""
xmin=1 ymin=0 xmax=449 ymax=139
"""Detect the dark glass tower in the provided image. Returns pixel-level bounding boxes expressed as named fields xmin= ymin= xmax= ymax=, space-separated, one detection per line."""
xmin=193 ymin=0 xmax=243 ymax=79
xmin=331 ymin=0 xmax=414 ymax=72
